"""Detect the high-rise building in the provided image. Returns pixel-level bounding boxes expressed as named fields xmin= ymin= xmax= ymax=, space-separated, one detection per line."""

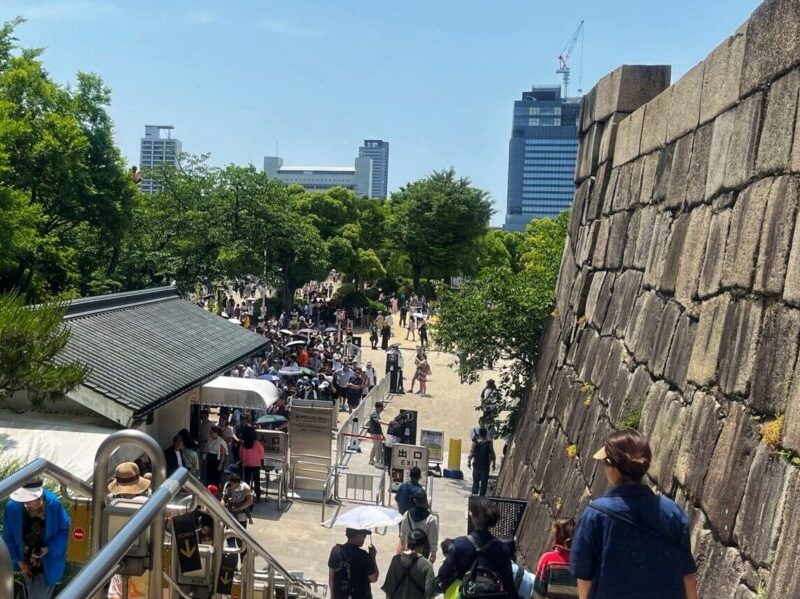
xmin=264 ymin=140 xmax=389 ymax=198
xmin=504 ymin=86 xmax=580 ymax=231
xmin=139 ymin=125 xmax=182 ymax=194
xmin=358 ymin=139 xmax=390 ymax=199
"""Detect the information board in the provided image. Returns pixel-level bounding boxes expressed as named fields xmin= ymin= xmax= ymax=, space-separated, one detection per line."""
xmin=419 ymin=429 xmax=444 ymax=463
xmin=289 ymin=405 xmax=333 ymax=491
xmin=391 ymin=443 xmax=428 ymax=492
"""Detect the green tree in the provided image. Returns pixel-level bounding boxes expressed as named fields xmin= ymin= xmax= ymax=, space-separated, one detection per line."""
xmin=0 ymin=292 xmax=86 ymax=404
xmin=432 ymin=210 xmax=569 ymax=434
xmin=388 ymin=169 xmax=493 ymax=290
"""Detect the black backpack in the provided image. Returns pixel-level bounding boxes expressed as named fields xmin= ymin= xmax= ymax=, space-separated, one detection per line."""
xmin=333 ymin=545 xmax=353 ymax=598
xmin=460 ymin=534 xmax=509 ymax=599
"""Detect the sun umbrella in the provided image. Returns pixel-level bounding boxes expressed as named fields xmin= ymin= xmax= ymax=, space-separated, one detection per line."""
xmin=286 ymin=340 xmax=307 ymax=348
xmin=411 ymin=312 xmax=427 ymax=319
xmin=332 ymin=505 xmax=403 ymax=530
xmin=228 ymin=318 xmax=242 ymax=325
xmin=279 ymin=329 xmax=294 ymax=336
xmin=324 ymin=326 xmax=338 ymax=333
xmin=278 ymin=367 xmax=303 ymax=377
xmin=256 ymin=414 xmax=288 ymax=425
xmin=299 ymin=328 xmax=317 ymax=334
xmin=299 ymin=367 xmax=316 ymax=376
xmin=258 ymin=374 xmax=281 ymax=382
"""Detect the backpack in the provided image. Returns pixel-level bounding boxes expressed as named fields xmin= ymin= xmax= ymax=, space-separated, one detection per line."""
xmin=460 ymin=534 xmax=509 ymax=599
xmin=333 ymin=544 xmax=354 ymax=598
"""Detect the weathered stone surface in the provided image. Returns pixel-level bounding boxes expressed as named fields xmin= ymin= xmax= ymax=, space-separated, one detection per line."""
xmin=639 ymin=380 xmax=670 ymax=439
xmin=638 ymin=150 xmax=659 ymax=204
xmin=734 ymin=444 xmax=790 ymax=566
xmin=623 ymin=291 xmax=651 ymax=354
xmin=740 ymin=0 xmax=800 ymax=96
xmin=651 ymin=142 xmax=674 ymax=203
xmin=721 ymin=178 xmax=771 ymax=290
xmin=647 ymin=392 xmax=686 ymax=489
xmin=687 ymin=293 xmax=730 ymax=386
xmin=605 ymin=211 xmax=631 ymax=269
xmin=767 ymin=469 xmax=800 ymax=599
xmin=632 ymin=206 xmax=657 ymax=269
xmin=601 ymin=270 xmax=643 ymax=337
xmin=664 ymin=132 xmax=693 ymax=209
xmin=754 ymin=176 xmax=800 ymax=294
xmin=702 ymin=401 xmax=759 ymax=544
xmin=617 ymin=365 xmax=654 ymax=429
xmin=666 ymin=61 xmax=704 ymax=143
xmin=684 ymin=123 xmax=713 ymax=206
xmin=650 ymin=299 xmax=681 ymax=376
xmin=700 ymin=27 xmax=747 ymax=124
xmin=568 ymin=178 xmax=592 ymax=249
xmin=755 ymin=68 xmax=800 ymax=175
xmin=583 ymin=272 xmax=607 ymax=327
xmin=576 ymin=120 xmax=604 ymax=183
xmin=784 ymin=355 xmax=800 ymax=453
xmin=781 ymin=179 xmax=800 ymax=306
xmin=643 ymin=211 xmax=673 ymax=288
xmin=622 ymin=209 xmax=641 ymax=268
xmin=723 ymin=91 xmax=764 ymax=190
xmin=697 ymin=207 xmax=731 ymax=298
xmin=675 ymin=391 xmax=723 ymax=500
xmin=696 ymin=538 xmax=745 ymax=599
xmin=749 ymin=304 xmax=800 ymax=413
xmin=591 ymin=217 xmax=611 ymax=268
xmin=575 ymin=221 xmax=598 ymax=266
xmin=718 ymin=298 xmax=764 ymax=397
xmin=579 ymin=86 xmax=597 ymax=133
xmin=793 ymin=100 xmax=800 ymax=173
xmin=610 ymin=162 xmax=633 ymax=214
xmin=705 ymin=107 xmax=737 ymax=199
xmin=569 ymin=265 xmax=592 ymax=315
xmin=640 ymin=86 xmax=673 ymax=154
xmin=612 ymin=108 xmax=644 ymax=167
xmin=675 ymin=205 xmax=711 ymax=313
xmin=632 ymin=292 xmax=665 ymax=365
xmin=598 ymin=113 xmax=626 ymax=165
xmin=586 ymin=162 xmax=614 ymax=220
xmin=663 ymin=312 xmax=697 ymax=390
xmin=658 ymin=213 xmax=690 ymax=295
xmin=594 ymin=64 xmax=672 ymax=123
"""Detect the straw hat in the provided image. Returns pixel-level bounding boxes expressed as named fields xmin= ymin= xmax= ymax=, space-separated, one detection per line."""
xmin=10 ymin=479 xmax=44 ymax=503
xmin=108 ymin=462 xmax=151 ymax=495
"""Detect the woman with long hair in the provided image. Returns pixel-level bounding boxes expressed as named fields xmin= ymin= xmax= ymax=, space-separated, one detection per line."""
xmin=238 ymin=426 xmax=265 ymax=502
xmin=570 ymin=430 xmax=697 ymax=599
xmin=532 ymin=519 xmax=577 ymax=598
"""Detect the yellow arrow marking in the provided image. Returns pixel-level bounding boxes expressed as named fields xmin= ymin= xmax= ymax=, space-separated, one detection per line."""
xmin=220 ymin=572 xmax=232 ymax=585
xmin=180 ymin=539 xmax=196 ymax=559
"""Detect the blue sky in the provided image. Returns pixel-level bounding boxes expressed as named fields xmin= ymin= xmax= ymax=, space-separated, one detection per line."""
xmin=2 ymin=0 xmax=760 ymax=225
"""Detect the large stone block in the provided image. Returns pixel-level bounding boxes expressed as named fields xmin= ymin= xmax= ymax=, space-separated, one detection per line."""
xmin=767 ymin=469 xmax=800 ymax=598
xmin=598 ymin=113 xmax=624 ymax=166
xmin=783 ymin=357 xmax=800 ymax=452
xmin=632 ymin=292 xmax=665 ymax=365
xmin=721 ymin=179 xmax=771 ymax=290
xmin=664 ymin=132 xmax=693 ymax=209
xmin=675 ymin=205 xmax=711 ymax=313
xmin=781 ymin=178 xmax=800 ymax=306
xmin=687 ymin=293 xmax=730 ymax=386
xmin=586 ymin=162 xmax=614 ymax=221
xmin=663 ymin=313 xmax=697 ymax=390
xmin=658 ymin=213 xmax=690 ymax=295
xmin=754 ymin=176 xmax=800 ymax=294
xmin=640 ymin=87 xmax=673 ymax=154
xmin=605 ymin=211 xmax=631 ymax=269
xmin=651 ymin=142 xmax=674 ymax=204
xmin=723 ymin=91 xmax=764 ymax=190
xmin=697 ymin=207 xmax=731 ymax=298
xmin=755 ymin=68 xmax=800 ymax=176
xmin=575 ymin=221 xmax=599 ymax=266
xmin=749 ymin=304 xmax=800 ymax=414
xmin=610 ymin=162 xmax=633 ymax=214
xmin=569 ymin=265 xmax=592 ymax=314
xmin=695 ymin=539 xmax=745 ymax=599
xmin=639 ymin=151 xmax=659 ymax=205
xmin=650 ymin=299 xmax=682 ymax=377
xmin=594 ymin=64 xmax=672 ymax=122
xmin=701 ymin=401 xmax=759 ymax=544
xmin=612 ymin=108 xmax=644 ymax=167
xmin=639 ymin=380 xmax=670 ymax=439
xmin=674 ymin=391 xmax=724 ymax=500
xmin=633 ymin=206 xmax=658 ymax=269
xmin=647 ymin=393 xmax=687 ymax=488
xmin=622 ymin=209 xmax=641 ymax=269
xmin=622 ymin=291 xmax=651 ymax=354
xmin=583 ymin=272 xmax=607 ymax=328
xmin=718 ymin=298 xmax=764 ymax=397
xmin=666 ymin=62 xmax=705 ymax=143
xmin=601 ymin=270 xmax=643 ymax=337
xmin=684 ymin=123 xmax=713 ymax=207
xmin=792 ymin=102 xmax=800 ymax=173
xmin=643 ymin=211 xmax=673 ymax=288
xmin=733 ymin=444 xmax=791 ymax=566
xmin=580 ymin=86 xmax=597 ymax=133
xmin=740 ymin=0 xmax=800 ymax=96
xmin=576 ymin=121 xmax=605 ymax=183
xmin=591 ymin=217 xmax=611 ymax=268
xmin=705 ymin=107 xmax=737 ymax=199
xmin=700 ymin=27 xmax=747 ymax=124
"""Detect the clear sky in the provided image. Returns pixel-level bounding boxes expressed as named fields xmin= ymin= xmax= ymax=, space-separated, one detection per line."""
xmin=2 ymin=0 xmax=760 ymax=225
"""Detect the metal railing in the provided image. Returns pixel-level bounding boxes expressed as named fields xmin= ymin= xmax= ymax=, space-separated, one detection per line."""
xmin=335 ymin=375 xmax=390 ymax=465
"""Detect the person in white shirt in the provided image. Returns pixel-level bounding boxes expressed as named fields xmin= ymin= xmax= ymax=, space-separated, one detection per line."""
xmin=365 ymin=362 xmax=377 ymax=390
xmin=244 ymin=365 xmax=257 ymax=379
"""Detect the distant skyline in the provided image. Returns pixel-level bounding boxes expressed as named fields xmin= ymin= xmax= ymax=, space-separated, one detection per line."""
xmin=1 ymin=0 xmax=761 ymax=226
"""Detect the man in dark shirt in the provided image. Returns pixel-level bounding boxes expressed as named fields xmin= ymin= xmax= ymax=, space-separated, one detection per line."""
xmin=328 ymin=528 xmax=379 ymax=599
xmin=468 ymin=427 xmax=496 ymax=496
xmin=395 ymin=466 xmax=423 ymax=515
xmin=438 ymin=497 xmax=518 ymax=598
xmin=367 ymin=402 xmax=388 ymax=467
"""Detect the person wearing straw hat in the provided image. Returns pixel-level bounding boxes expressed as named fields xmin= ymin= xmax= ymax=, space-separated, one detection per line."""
xmin=2 ymin=479 xmax=70 ymax=598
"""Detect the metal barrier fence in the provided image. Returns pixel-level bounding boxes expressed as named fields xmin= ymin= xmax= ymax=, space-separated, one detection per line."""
xmin=335 ymin=375 xmax=390 ymax=466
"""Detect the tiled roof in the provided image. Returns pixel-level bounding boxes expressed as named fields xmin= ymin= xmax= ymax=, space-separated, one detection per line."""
xmin=58 ymin=287 xmax=267 ymax=416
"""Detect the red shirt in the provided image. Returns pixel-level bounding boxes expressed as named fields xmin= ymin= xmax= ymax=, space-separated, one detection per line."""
xmin=238 ymin=442 xmax=265 ymax=467
xmin=298 ymin=349 xmax=309 ymax=367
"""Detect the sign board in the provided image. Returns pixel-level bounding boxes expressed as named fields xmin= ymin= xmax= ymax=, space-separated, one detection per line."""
xmin=172 ymin=513 xmax=202 ymax=573
xmin=420 ymin=429 xmax=444 ymax=463
xmin=398 ymin=410 xmax=418 ymax=445
xmin=216 ymin=551 xmax=238 ymax=594
xmin=289 ymin=405 xmax=334 ymax=491
xmin=293 ymin=398 xmax=338 ymax=429
xmin=391 ymin=443 xmax=428 ymax=492
xmin=67 ymin=500 xmax=91 ymax=564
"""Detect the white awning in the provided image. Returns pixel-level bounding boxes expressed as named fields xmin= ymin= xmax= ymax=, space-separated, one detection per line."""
xmin=0 ymin=410 xmax=121 ymax=481
xmin=198 ymin=376 xmax=279 ymax=411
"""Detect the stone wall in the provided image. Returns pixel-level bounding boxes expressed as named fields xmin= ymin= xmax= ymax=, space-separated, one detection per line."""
xmin=497 ymin=1 xmax=800 ymax=596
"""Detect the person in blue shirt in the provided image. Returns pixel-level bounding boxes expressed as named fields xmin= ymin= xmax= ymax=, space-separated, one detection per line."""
xmin=569 ymin=430 xmax=698 ymax=599
xmin=2 ymin=479 xmax=70 ymax=599
xmin=395 ymin=466 xmax=423 ymax=514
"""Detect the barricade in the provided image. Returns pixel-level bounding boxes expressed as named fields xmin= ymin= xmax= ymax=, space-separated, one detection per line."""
xmin=335 ymin=375 xmax=390 ymax=466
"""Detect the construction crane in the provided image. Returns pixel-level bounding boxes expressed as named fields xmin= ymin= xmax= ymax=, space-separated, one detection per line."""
xmin=556 ymin=20 xmax=585 ymax=98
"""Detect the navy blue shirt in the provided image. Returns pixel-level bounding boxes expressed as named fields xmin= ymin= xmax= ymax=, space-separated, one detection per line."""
xmin=570 ymin=484 xmax=696 ymax=599
xmin=437 ymin=530 xmax=519 ymax=598
xmin=395 ymin=480 xmax=422 ymax=515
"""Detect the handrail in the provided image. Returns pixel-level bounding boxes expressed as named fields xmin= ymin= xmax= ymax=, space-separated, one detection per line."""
xmin=335 ymin=375 xmax=389 ymax=465
xmin=60 ymin=468 xmax=190 ymax=599
xmin=0 ymin=457 xmax=93 ymax=500
xmin=0 ymin=537 xmax=13 ymax=599
xmin=91 ymin=428 xmax=167 ymax=599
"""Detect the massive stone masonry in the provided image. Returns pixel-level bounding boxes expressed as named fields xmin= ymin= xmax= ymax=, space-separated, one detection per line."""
xmin=497 ymin=1 xmax=800 ymax=596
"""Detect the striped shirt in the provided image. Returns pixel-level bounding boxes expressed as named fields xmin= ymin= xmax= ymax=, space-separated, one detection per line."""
xmin=533 ymin=547 xmax=578 ymax=599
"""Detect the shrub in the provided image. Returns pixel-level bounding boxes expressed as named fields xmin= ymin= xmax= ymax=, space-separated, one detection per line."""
xmin=368 ymin=300 xmax=389 ymax=317
xmin=363 ymin=287 xmax=380 ymax=301
xmin=761 ymin=415 xmax=785 ymax=451
xmin=416 ymin=278 xmax=437 ymax=300
xmin=375 ymin=276 xmax=402 ymax=294
xmin=333 ymin=283 xmax=369 ymax=308
xmin=619 ymin=409 xmax=642 ymax=431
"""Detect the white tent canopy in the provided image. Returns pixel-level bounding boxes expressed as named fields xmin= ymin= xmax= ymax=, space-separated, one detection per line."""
xmin=0 ymin=410 xmax=120 ymax=481
xmin=198 ymin=376 xmax=279 ymax=411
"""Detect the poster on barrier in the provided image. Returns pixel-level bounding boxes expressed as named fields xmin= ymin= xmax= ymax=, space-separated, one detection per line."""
xmin=419 ymin=429 xmax=444 ymax=463
xmin=391 ymin=443 xmax=428 ymax=492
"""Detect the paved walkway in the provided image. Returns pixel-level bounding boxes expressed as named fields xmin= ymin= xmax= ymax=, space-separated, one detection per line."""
xmin=248 ymin=325 xmax=499 ymax=587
